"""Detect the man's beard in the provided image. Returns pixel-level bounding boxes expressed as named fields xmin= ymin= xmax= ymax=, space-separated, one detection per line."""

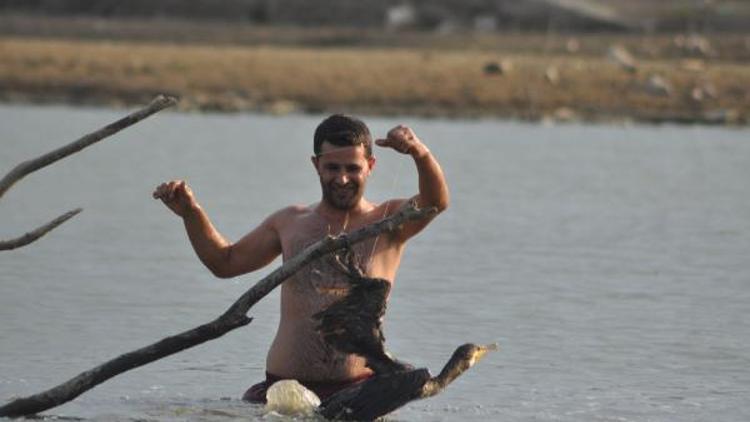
xmin=321 ymin=180 xmax=363 ymax=210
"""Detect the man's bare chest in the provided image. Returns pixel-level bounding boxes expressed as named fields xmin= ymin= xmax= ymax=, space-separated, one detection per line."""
xmin=279 ymin=213 xmax=381 ymax=295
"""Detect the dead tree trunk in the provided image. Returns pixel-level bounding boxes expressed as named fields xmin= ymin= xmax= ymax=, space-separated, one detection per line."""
xmin=0 ymin=203 xmax=436 ymax=418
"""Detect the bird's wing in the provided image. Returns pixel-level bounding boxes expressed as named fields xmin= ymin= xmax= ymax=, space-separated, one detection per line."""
xmin=319 ymin=368 xmax=431 ymax=421
xmin=313 ymin=272 xmax=408 ymax=373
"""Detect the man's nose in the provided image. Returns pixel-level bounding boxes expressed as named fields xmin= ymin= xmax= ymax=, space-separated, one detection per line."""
xmin=334 ymin=172 xmax=350 ymax=185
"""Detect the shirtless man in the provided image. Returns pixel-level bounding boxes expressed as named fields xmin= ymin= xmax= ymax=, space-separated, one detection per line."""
xmin=153 ymin=114 xmax=449 ymax=402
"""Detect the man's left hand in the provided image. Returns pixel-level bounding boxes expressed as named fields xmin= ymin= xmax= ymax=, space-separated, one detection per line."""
xmin=376 ymin=125 xmax=429 ymax=158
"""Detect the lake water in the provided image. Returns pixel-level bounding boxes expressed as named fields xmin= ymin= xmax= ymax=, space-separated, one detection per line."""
xmin=1 ymin=103 xmax=749 ymax=421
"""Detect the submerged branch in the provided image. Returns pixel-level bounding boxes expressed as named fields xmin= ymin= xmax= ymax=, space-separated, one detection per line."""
xmin=0 ymin=203 xmax=436 ymax=418
xmin=0 ymin=314 xmax=253 ymax=418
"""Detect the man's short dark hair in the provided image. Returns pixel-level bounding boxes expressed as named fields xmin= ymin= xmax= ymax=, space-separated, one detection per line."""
xmin=314 ymin=114 xmax=372 ymax=157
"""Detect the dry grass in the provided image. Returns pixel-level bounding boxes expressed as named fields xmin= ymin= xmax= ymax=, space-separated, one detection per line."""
xmin=1 ymin=36 xmax=748 ymax=123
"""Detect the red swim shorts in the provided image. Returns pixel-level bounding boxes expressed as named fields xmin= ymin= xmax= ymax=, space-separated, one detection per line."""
xmin=242 ymin=372 xmax=372 ymax=404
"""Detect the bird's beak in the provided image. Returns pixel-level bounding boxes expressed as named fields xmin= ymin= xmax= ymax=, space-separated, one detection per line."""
xmin=474 ymin=343 xmax=499 ymax=361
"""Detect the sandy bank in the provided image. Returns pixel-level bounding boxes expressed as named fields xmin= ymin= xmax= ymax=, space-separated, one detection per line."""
xmin=0 ymin=35 xmax=748 ymax=124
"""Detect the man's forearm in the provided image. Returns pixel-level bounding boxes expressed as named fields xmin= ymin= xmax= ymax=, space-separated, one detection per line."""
xmin=182 ymin=205 xmax=233 ymax=277
xmin=375 ymin=125 xmax=449 ymax=214
xmin=412 ymin=145 xmax=449 ymax=212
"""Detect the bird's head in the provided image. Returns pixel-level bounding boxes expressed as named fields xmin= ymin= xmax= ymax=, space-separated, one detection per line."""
xmin=426 ymin=342 xmax=499 ymax=395
xmin=450 ymin=343 xmax=499 ymax=371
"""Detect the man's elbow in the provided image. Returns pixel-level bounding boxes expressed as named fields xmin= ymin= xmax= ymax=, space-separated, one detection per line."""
xmin=210 ymin=267 xmax=236 ymax=279
xmin=422 ymin=194 xmax=449 ymax=215
xmin=206 ymin=263 xmax=235 ymax=279
xmin=434 ymin=191 xmax=450 ymax=213
xmin=206 ymin=247 xmax=237 ymax=279
xmin=436 ymin=201 xmax=449 ymax=214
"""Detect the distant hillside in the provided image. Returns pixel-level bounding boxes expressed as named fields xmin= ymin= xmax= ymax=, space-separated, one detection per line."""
xmin=1 ymin=0 xmax=748 ymax=32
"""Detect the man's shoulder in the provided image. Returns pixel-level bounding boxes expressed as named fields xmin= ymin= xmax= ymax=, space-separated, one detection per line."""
xmin=269 ymin=204 xmax=314 ymax=223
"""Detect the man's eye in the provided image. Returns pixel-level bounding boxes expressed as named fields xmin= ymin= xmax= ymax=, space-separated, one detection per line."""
xmin=346 ymin=166 xmax=362 ymax=173
xmin=325 ymin=165 xmax=339 ymax=171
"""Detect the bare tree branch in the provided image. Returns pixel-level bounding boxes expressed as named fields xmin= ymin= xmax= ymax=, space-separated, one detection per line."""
xmin=0 ymin=203 xmax=437 ymax=418
xmin=0 ymin=95 xmax=177 ymax=251
xmin=0 ymin=94 xmax=177 ymax=200
xmin=0 ymin=208 xmax=82 ymax=251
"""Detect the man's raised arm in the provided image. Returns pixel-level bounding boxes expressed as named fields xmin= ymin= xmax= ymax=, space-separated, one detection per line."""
xmin=375 ymin=125 xmax=449 ymax=241
xmin=153 ymin=180 xmax=281 ymax=278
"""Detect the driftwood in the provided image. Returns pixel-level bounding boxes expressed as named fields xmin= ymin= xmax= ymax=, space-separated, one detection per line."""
xmin=0 ymin=203 xmax=436 ymax=418
xmin=0 ymin=95 xmax=177 ymax=251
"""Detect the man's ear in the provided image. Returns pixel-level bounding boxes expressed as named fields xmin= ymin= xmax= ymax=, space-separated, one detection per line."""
xmin=311 ymin=155 xmax=320 ymax=174
xmin=367 ymin=156 xmax=376 ymax=174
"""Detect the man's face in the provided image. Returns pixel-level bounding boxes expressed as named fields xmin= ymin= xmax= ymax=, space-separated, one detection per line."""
xmin=312 ymin=142 xmax=375 ymax=210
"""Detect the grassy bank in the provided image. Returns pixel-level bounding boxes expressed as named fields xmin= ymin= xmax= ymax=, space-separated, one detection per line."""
xmin=1 ymin=34 xmax=749 ymax=124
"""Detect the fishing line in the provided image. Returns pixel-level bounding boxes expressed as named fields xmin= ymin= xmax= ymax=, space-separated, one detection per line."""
xmin=366 ymin=152 xmax=405 ymax=271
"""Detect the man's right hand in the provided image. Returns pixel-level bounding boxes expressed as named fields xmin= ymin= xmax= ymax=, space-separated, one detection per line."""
xmin=152 ymin=180 xmax=198 ymax=218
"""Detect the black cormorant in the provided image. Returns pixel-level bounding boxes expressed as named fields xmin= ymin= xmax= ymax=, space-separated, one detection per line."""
xmin=312 ymin=248 xmax=497 ymax=421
